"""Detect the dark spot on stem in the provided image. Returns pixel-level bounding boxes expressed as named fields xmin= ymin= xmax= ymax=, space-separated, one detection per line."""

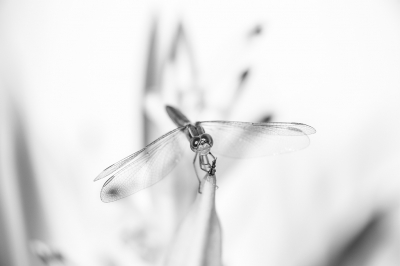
xmin=240 ymin=69 xmax=250 ymax=84
xmin=249 ymin=25 xmax=263 ymax=37
xmin=260 ymin=114 xmax=273 ymax=123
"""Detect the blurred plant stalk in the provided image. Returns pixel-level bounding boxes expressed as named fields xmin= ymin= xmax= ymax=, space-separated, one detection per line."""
xmin=163 ymin=174 xmax=222 ymax=266
xmin=138 ymin=18 xmax=261 ymax=265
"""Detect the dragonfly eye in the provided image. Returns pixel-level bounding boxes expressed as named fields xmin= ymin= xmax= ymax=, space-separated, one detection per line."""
xmin=201 ymin=134 xmax=213 ymax=147
xmin=190 ymin=136 xmax=201 ymax=151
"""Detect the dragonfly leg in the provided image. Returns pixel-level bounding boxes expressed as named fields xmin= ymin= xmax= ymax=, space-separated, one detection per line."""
xmin=192 ymin=153 xmax=202 ymax=193
xmin=199 ymin=154 xmax=217 ymax=193
xmin=200 ymin=162 xmax=219 ymax=190
xmin=209 ymin=152 xmax=217 ymax=162
xmin=198 ymin=159 xmax=212 ymax=194
xmin=207 ymin=154 xmax=218 ymax=190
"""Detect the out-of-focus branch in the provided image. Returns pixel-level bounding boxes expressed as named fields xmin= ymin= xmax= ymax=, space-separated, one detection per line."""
xmin=163 ymin=174 xmax=222 ymax=266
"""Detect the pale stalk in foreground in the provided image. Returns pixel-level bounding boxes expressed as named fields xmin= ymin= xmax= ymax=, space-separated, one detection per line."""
xmin=163 ymin=174 xmax=222 ymax=266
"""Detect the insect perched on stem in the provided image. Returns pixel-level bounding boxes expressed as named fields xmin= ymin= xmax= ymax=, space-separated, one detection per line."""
xmin=95 ymin=105 xmax=316 ymax=202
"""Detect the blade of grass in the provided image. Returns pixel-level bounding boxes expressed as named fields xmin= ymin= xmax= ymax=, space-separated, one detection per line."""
xmin=163 ymin=174 xmax=222 ymax=266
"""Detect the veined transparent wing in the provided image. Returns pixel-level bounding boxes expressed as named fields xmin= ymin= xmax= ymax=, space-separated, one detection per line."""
xmin=198 ymin=121 xmax=316 ymax=158
xmin=95 ymin=127 xmax=187 ymax=202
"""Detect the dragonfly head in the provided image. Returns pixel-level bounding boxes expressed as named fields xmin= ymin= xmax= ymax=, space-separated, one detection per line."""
xmin=190 ymin=133 xmax=213 ymax=155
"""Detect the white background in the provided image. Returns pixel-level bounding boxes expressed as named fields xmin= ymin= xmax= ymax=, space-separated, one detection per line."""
xmin=1 ymin=1 xmax=400 ymax=266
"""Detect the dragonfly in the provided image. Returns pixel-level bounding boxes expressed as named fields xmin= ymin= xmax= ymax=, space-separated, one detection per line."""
xmin=95 ymin=105 xmax=316 ymax=202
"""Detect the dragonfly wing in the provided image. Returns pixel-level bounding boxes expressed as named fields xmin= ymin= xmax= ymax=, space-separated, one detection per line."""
xmin=96 ymin=127 xmax=187 ymax=202
xmin=198 ymin=121 xmax=316 ymax=158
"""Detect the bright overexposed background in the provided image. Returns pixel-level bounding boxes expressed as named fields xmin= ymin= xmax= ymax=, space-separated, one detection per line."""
xmin=1 ymin=1 xmax=399 ymax=266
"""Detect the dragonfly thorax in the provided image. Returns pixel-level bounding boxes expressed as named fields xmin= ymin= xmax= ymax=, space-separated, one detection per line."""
xmin=190 ymin=133 xmax=213 ymax=155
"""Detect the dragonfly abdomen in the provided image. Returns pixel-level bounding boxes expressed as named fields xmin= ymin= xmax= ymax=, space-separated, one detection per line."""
xmin=166 ymin=105 xmax=191 ymax=127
